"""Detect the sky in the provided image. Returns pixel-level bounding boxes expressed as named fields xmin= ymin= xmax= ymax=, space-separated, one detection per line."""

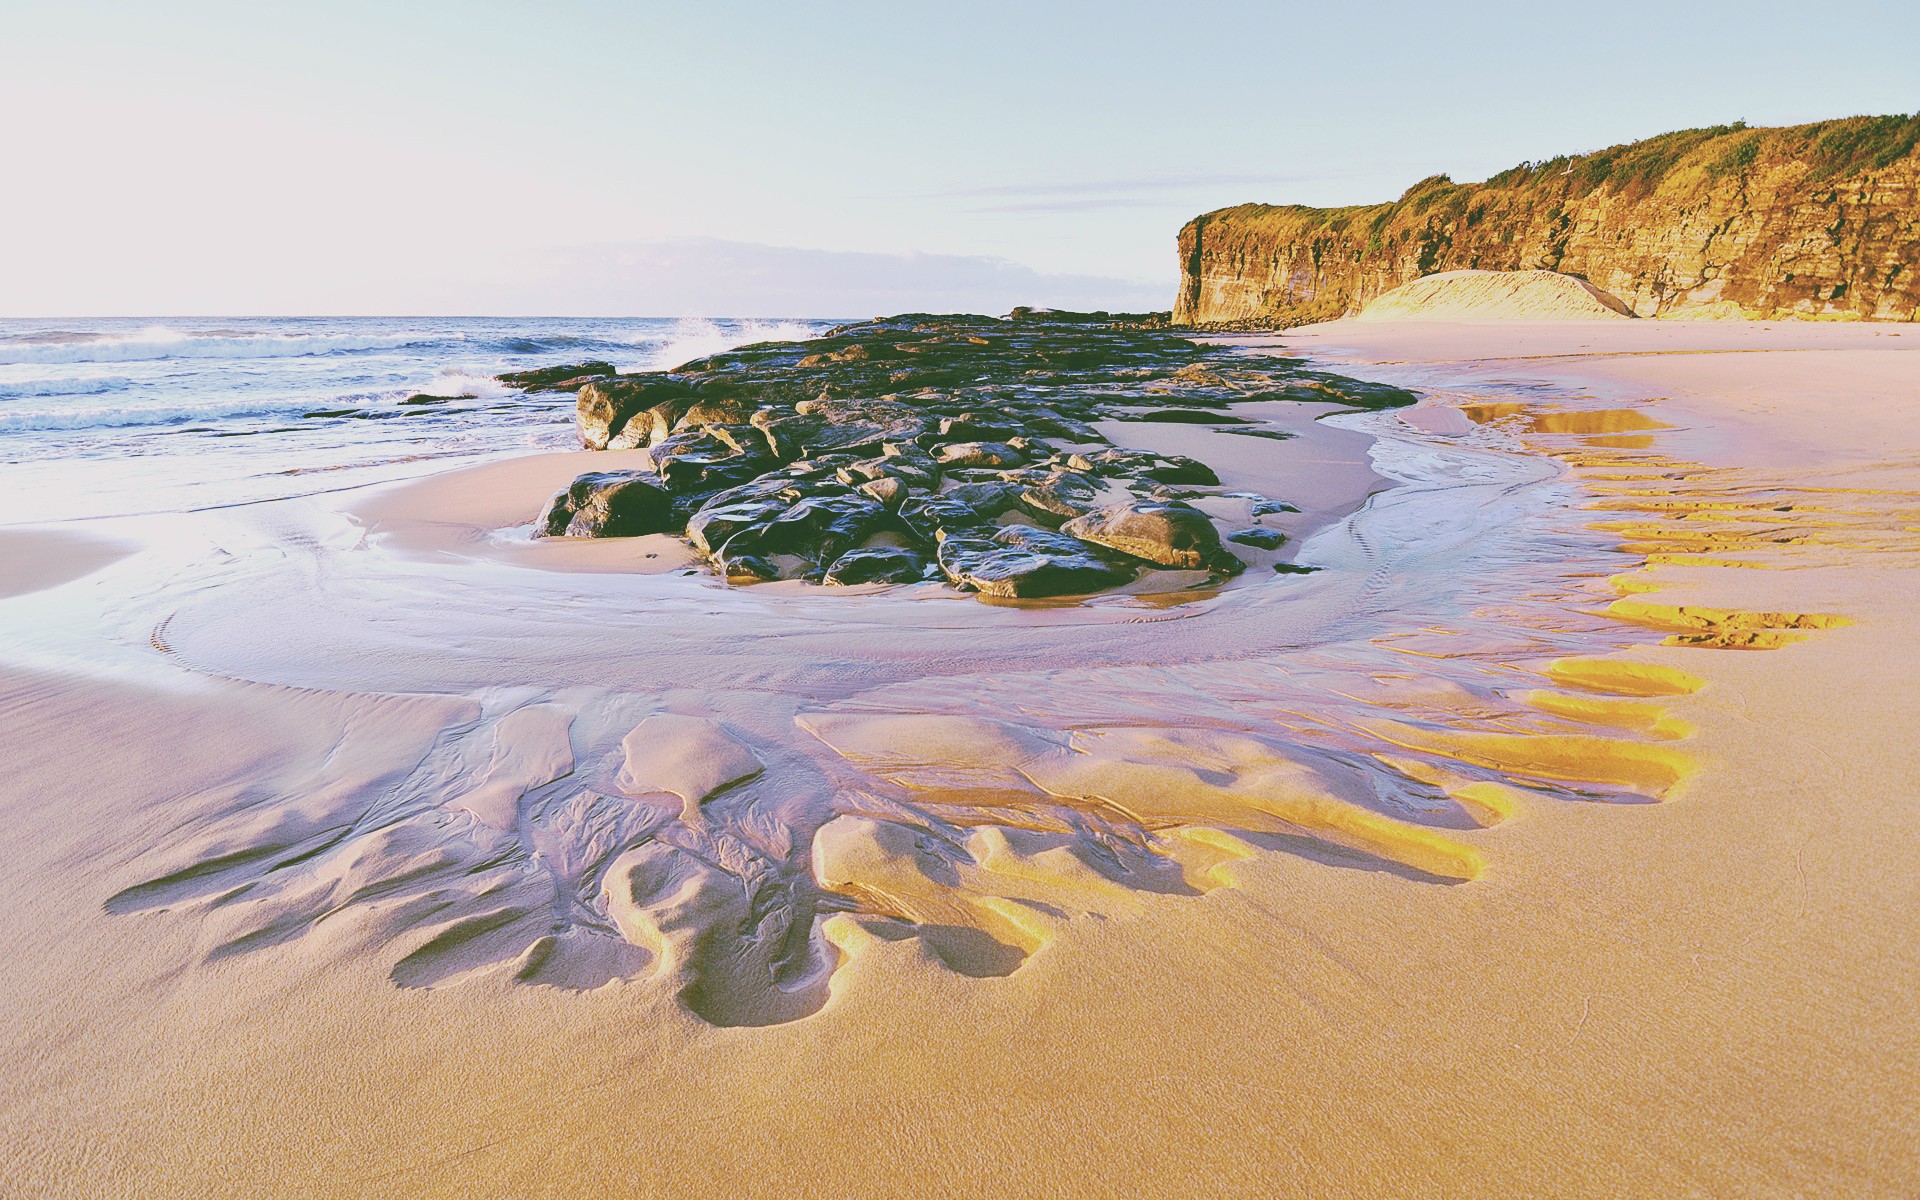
xmin=3 ymin=0 xmax=1917 ymax=317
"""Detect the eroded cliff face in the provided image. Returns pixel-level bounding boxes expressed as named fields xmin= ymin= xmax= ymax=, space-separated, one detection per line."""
xmin=1175 ymin=115 xmax=1920 ymax=324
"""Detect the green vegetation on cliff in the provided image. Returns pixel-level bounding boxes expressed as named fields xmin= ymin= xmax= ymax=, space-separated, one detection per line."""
xmin=1176 ymin=114 xmax=1920 ymax=325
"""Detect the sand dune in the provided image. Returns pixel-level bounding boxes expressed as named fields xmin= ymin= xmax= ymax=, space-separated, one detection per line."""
xmin=1357 ymin=268 xmax=1635 ymax=321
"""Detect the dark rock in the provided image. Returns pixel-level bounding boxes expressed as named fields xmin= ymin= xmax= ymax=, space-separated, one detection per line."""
xmin=400 ymin=394 xmax=467 ymax=405
xmin=1016 ymin=472 xmax=1103 ymax=526
xmin=1226 ymin=526 xmax=1288 ymax=549
xmin=675 ymin=397 xmax=759 ymax=430
xmin=650 ymin=428 xmax=772 ymax=491
xmin=536 ymin=471 xmax=674 ymax=539
xmin=1140 ymin=455 xmax=1220 ymax=486
xmin=822 ymin=546 xmax=934 ymax=585
xmin=1132 ymin=409 xmax=1254 ymax=423
xmin=576 ymin=376 xmax=698 ymax=450
xmin=1250 ymin=498 xmax=1301 ymax=516
xmin=795 ymin=395 xmax=929 ymax=429
xmin=932 ymin=440 xmax=1027 ymax=470
xmin=836 ymin=449 xmax=940 ymax=491
xmin=498 ymin=360 xmax=617 ymax=392
xmin=935 ymin=525 xmax=1137 ymax=598
xmin=1273 ymin=562 xmax=1321 ymax=574
xmin=511 ymin=310 xmax=1407 ymax=598
xmin=1062 ymin=499 xmax=1236 ymax=571
xmin=898 ymin=482 xmax=1027 ymax=540
xmin=607 ymin=396 xmax=700 ymax=451
xmin=858 ymin=477 xmax=908 ymax=509
xmin=715 ymin=548 xmax=780 ymax=580
xmin=1024 ymin=408 xmax=1102 ymax=441
xmin=937 ymin=415 xmax=1016 ymax=441
xmin=753 ymin=407 xmax=924 ymax=460
xmin=721 ymin=493 xmax=898 ymax=569
xmin=687 ymin=493 xmax=803 ymax=556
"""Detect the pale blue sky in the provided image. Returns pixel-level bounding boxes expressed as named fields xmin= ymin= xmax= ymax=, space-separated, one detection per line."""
xmin=4 ymin=0 xmax=1916 ymax=315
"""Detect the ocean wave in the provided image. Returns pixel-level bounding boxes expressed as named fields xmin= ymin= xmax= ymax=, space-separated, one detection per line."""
xmin=409 ymin=368 xmax=517 ymax=400
xmin=0 ymin=396 xmax=331 ymax=433
xmin=634 ymin=318 xmax=820 ymax=371
xmin=0 ymin=374 xmax=135 ymax=400
xmin=0 ymin=378 xmax=571 ymax=434
xmin=0 ymin=326 xmax=453 ymax=366
xmin=482 ymin=333 xmax=650 ymax=356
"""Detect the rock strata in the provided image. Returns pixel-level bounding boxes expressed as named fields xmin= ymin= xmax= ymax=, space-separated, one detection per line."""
xmin=1176 ymin=115 xmax=1920 ymax=324
xmin=505 ymin=311 xmax=1415 ymax=599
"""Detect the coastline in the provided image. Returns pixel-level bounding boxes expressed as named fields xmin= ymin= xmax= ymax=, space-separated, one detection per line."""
xmin=1 ymin=319 xmax=1915 ymax=1196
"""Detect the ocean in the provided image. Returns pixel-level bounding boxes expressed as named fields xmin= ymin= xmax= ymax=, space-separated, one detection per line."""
xmin=0 ymin=316 xmax=828 ymax=523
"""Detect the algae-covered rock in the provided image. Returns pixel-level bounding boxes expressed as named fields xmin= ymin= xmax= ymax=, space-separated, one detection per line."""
xmin=497 ymin=360 xmax=617 ymax=393
xmin=497 ymin=310 xmax=1410 ymax=598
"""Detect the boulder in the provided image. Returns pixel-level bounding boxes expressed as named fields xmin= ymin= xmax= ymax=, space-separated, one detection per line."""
xmin=674 ymin=397 xmax=758 ymax=430
xmin=1017 ymin=471 xmax=1103 ymax=526
xmin=687 ymin=496 xmax=799 ymax=556
xmin=750 ymin=396 xmax=934 ymax=461
xmin=932 ymin=441 xmax=1027 ymax=469
xmin=836 ymin=448 xmax=941 ymax=491
xmin=823 ymin=545 xmax=935 ymax=585
xmin=498 ymin=360 xmax=617 ymax=393
xmin=1139 ymin=455 xmax=1220 ymax=486
xmin=898 ymin=482 xmax=1027 ymax=540
xmin=935 ymin=525 xmax=1137 ymax=598
xmin=649 ymin=428 xmax=772 ymax=491
xmin=858 ymin=477 xmax=907 ymax=509
xmin=576 ymin=376 xmax=697 ymax=450
xmin=1226 ymin=526 xmax=1287 ymax=549
xmin=1135 ymin=408 xmax=1253 ymax=424
xmin=719 ymin=493 xmax=899 ymax=571
xmin=535 ymin=471 xmax=675 ymax=539
xmin=1062 ymin=499 xmax=1234 ymax=571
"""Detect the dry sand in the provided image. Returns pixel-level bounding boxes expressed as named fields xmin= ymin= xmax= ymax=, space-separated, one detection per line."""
xmin=1356 ymin=268 xmax=1635 ymax=321
xmin=1 ymin=319 xmax=1916 ymax=1197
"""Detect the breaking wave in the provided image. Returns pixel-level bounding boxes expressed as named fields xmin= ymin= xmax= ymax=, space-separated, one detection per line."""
xmin=637 ymin=318 xmax=821 ymax=371
xmin=0 ymin=374 xmax=135 ymax=400
xmin=0 ymin=326 xmax=448 ymax=366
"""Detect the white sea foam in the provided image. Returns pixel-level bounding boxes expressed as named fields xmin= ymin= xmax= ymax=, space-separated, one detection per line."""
xmin=0 ymin=374 xmax=135 ymax=400
xmin=411 ymin=368 xmax=516 ymax=400
xmin=634 ymin=318 xmax=820 ymax=372
xmin=0 ymin=326 xmax=446 ymax=366
xmin=0 ymin=394 xmax=341 ymax=433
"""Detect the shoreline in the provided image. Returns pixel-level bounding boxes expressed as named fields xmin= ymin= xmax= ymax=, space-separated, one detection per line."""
xmin=1 ymin=318 xmax=1915 ymax=1196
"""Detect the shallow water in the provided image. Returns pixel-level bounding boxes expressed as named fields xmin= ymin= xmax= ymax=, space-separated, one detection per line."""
xmin=0 ymin=330 xmax=1711 ymax=1025
xmin=0 ymin=315 xmax=829 ymax=522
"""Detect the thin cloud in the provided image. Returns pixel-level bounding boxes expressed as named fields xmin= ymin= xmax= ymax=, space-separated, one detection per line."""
xmin=928 ymin=172 xmax=1316 ymax=200
xmin=961 ymin=197 xmax=1170 ymax=215
xmin=505 ymin=238 xmax=1172 ymax=318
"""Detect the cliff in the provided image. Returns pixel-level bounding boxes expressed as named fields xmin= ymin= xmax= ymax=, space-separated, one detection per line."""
xmin=1175 ymin=114 xmax=1920 ymax=325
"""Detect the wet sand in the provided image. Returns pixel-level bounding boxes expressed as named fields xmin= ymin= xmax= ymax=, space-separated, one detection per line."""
xmin=0 ymin=528 xmax=132 ymax=598
xmin=1 ymin=320 xmax=1916 ymax=1197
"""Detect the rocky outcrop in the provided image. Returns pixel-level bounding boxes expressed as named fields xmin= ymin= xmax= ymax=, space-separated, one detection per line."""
xmin=1176 ymin=114 xmax=1920 ymax=325
xmin=502 ymin=312 xmax=1417 ymax=599
xmin=1061 ymin=499 xmax=1239 ymax=572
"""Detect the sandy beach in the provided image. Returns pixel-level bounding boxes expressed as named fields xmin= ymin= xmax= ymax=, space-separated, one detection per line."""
xmin=2 ymin=318 xmax=1915 ymax=1198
